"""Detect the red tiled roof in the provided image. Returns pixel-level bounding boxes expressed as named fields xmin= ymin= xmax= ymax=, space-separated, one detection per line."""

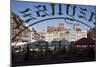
xmin=75 ymin=37 xmax=96 ymax=45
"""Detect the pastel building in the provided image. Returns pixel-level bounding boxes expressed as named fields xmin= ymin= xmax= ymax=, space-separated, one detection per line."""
xmin=40 ymin=22 xmax=87 ymax=42
xmin=68 ymin=30 xmax=76 ymax=41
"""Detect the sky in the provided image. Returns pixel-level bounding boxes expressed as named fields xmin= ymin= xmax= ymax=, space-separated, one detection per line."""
xmin=11 ymin=0 xmax=96 ymax=32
